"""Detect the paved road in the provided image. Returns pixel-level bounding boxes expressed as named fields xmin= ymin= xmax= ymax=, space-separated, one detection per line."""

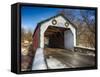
xmin=44 ymin=48 xmax=95 ymax=68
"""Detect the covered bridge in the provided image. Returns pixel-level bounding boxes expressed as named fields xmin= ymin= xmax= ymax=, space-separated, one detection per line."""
xmin=32 ymin=14 xmax=77 ymax=51
xmin=32 ymin=14 xmax=95 ymax=70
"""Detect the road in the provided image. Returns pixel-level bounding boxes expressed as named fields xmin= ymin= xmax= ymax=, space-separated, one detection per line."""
xmin=44 ymin=48 xmax=95 ymax=68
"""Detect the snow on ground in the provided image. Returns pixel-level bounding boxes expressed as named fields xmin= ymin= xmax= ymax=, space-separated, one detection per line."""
xmin=32 ymin=48 xmax=69 ymax=70
xmin=76 ymin=45 xmax=95 ymax=50
xmin=21 ymin=47 xmax=28 ymax=56
xmin=32 ymin=48 xmax=47 ymax=70
xmin=46 ymin=56 xmax=68 ymax=69
xmin=75 ymin=46 xmax=95 ymax=57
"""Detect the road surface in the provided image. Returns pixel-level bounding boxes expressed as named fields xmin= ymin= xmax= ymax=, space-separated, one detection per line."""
xmin=44 ymin=48 xmax=95 ymax=68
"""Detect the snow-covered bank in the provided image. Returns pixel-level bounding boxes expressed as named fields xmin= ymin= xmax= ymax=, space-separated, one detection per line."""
xmin=32 ymin=48 xmax=69 ymax=70
xmin=32 ymin=48 xmax=47 ymax=70
xmin=75 ymin=45 xmax=95 ymax=50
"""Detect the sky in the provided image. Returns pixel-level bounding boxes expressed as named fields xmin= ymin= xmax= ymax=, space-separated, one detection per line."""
xmin=21 ymin=6 xmax=95 ymax=33
xmin=21 ymin=6 xmax=62 ymax=32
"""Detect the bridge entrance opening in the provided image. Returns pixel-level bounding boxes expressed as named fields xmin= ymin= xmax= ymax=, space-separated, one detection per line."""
xmin=44 ymin=26 xmax=74 ymax=50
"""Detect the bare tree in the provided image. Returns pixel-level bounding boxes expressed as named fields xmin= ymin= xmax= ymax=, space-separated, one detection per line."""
xmin=58 ymin=9 xmax=95 ymax=48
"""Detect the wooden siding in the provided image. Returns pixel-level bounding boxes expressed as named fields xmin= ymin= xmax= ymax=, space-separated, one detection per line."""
xmin=33 ymin=27 xmax=40 ymax=50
